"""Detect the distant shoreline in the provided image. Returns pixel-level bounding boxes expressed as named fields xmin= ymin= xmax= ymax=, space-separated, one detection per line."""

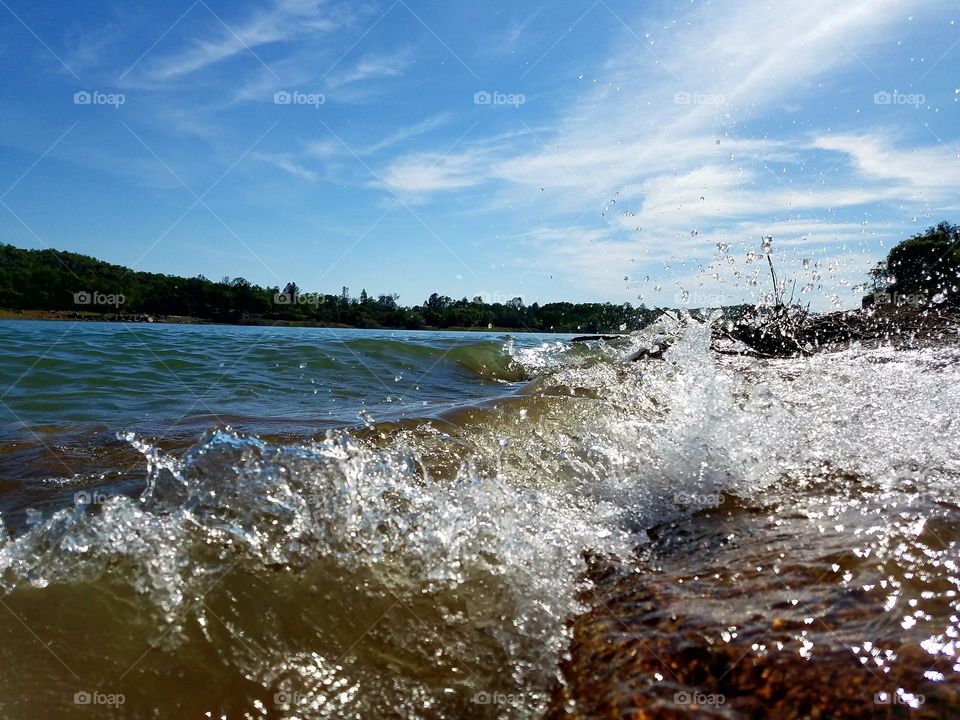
xmin=0 ymin=243 xmax=656 ymax=334
xmin=0 ymin=308 xmax=553 ymax=333
xmin=6 ymin=307 xmax=960 ymax=346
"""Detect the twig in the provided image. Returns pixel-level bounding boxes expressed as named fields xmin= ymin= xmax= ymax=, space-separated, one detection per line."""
xmin=766 ymin=253 xmax=780 ymax=307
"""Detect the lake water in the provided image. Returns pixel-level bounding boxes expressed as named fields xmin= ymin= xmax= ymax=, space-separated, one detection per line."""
xmin=0 ymin=322 xmax=555 ymax=431
xmin=0 ymin=318 xmax=959 ymax=718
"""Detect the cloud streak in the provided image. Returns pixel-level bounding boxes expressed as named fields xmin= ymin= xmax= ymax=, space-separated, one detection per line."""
xmin=368 ymin=0 xmax=957 ymax=305
xmin=130 ymin=0 xmax=340 ymax=84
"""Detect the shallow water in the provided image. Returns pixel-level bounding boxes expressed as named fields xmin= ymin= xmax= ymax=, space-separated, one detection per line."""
xmin=0 ymin=322 xmax=569 ymax=532
xmin=0 ymin=318 xmax=958 ymax=718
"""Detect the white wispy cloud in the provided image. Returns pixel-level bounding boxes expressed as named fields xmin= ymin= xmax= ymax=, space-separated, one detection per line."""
xmin=264 ymin=114 xmax=457 ymax=186
xmin=253 ymin=151 xmax=319 ymax=182
xmin=483 ymin=7 xmax=546 ymax=56
xmin=812 ymin=133 xmax=960 ymax=199
xmin=132 ymin=0 xmax=341 ymax=84
xmin=304 ymin=138 xmax=342 ymax=159
xmin=370 ymin=0 xmax=955 ymax=305
xmin=375 ymin=150 xmax=484 ymax=195
xmin=520 ymin=219 xmax=887 ymax=310
xmin=325 ymin=48 xmax=415 ymax=89
xmin=64 ymin=24 xmax=123 ymax=72
xmin=363 ymin=113 xmax=451 ymax=154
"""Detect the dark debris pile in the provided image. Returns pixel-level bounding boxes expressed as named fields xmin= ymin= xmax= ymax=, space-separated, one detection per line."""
xmin=713 ymin=304 xmax=960 ymax=357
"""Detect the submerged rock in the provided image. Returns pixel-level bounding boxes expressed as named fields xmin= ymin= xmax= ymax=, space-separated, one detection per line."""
xmin=549 ymin=496 xmax=960 ymax=719
xmin=571 ymin=335 xmax=628 ymax=343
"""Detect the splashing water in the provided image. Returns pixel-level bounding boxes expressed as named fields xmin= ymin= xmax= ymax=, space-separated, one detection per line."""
xmin=0 ymin=317 xmax=959 ymax=717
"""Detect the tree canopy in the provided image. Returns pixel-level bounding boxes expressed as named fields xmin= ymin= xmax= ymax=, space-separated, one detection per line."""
xmin=867 ymin=221 xmax=960 ymax=304
xmin=0 ymin=243 xmax=660 ymax=333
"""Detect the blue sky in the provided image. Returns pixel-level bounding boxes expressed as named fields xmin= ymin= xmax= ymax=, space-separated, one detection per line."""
xmin=1 ymin=0 xmax=957 ymax=310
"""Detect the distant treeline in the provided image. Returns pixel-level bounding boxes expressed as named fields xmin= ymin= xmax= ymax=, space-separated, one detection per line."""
xmin=4 ymin=222 xmax=955 ymax=332
xmin=0 ymin=244 xmax=661 ymax=332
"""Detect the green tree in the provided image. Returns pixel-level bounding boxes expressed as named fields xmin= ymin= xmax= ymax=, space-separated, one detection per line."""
xmin=867 ymin=222 xmax=959 ymax=303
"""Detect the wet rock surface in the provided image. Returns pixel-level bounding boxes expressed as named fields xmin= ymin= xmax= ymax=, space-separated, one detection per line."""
xmin=549 ymin=483 xmax=960 ymax=719
xmin=550 ymin=315 xmax=960 ymax=719
xmin=801 ymin=305 xmax=960 ymax=351
xmin=714 ymin=304 xmax=960 ymax=357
